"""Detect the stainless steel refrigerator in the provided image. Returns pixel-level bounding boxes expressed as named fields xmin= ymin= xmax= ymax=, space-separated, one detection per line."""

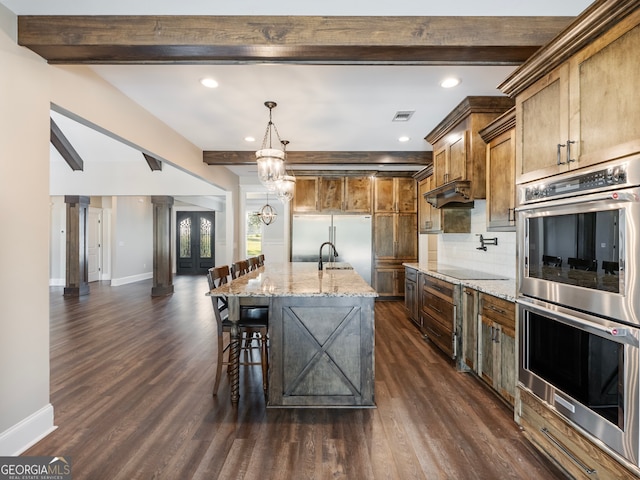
xmin=291 ymin=214 xmax=372 ymax=285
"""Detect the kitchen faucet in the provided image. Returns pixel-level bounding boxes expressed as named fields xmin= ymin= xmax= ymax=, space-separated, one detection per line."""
xmin=318 ymin=241 xmax=339 ymax=270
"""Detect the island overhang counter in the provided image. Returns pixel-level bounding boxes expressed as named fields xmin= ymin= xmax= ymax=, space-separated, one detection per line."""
xmin=207 ymin=262 xmax=378 ymax=407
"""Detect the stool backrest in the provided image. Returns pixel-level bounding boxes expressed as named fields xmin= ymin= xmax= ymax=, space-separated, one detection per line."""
xmin=231 ymin=260 xmax=250 ymax=279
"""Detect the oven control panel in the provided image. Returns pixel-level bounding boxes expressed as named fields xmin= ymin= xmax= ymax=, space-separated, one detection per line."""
xmin=523 ymin=165 xmax=628 ymax=202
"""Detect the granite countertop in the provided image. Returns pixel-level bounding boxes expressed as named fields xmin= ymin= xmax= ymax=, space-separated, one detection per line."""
xmin=208 ymin=262 xmax=378 ymax=298
xmin=403 ymin=262 xmax=516 ymax=302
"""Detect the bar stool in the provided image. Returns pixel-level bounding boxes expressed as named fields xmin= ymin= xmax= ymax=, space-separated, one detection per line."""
xmin=231 ymin=259 xmax=250 ymax=279
xmin=207 ymin=265 xmax=269 ymax=398
xmin=248 ymin=256 xmax=260 ymax=271
xmin=257 ymin=254 xmax=265 ymax=267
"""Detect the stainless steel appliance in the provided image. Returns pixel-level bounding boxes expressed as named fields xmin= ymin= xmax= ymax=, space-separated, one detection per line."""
xmin=518 ymin=156 xmax=640 ymax=325
xmin=517 ymin=155 xmax=640 ymax=469
xmin=291 ymin=214 xmax=372 ymax=285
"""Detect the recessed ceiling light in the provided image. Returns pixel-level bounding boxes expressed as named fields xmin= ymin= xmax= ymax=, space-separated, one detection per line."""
xmin=398 ymin=136 xmax=410 ymax=142
xmin=440 ymin=77 xmax=461 ymax=89
xmin=244 ymin=136 xmax=256 ymax=142
xmin=200 ymin=77 xmax=219 ymax=88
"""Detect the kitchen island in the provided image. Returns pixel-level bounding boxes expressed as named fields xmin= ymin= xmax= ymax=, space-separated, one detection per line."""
xmin=208 ymin=262 xmax=378 ymax=407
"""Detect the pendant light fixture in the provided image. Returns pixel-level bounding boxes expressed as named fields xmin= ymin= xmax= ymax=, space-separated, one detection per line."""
xmin=275 ymin=140 xmax=296 ymax=203
xmin=257 ymin=192 xmax=277 ymax=225
xmin=255 ymin=101 xmax=285 ymax=191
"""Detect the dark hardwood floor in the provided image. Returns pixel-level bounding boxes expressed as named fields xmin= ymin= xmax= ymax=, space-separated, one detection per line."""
xmin=25 ymin=276 xmax=566 ymax=479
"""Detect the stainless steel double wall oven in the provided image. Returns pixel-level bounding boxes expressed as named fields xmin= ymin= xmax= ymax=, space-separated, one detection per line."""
xmin=517 ymin=155 xmax=640 ymax=468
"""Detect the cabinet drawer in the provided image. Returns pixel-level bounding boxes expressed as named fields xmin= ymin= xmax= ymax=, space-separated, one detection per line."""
xmin=422 ymin=275 xmax=455 ymax=302
xmin=421 ymin=293 xmax=454 ymax=330
xmin=422 ymin=312 xmax=454 ymax=358
xmin=480 ymin=294 xmax=515 ymax=331
xmin=405 ymin=267 xmax=417 ymax=283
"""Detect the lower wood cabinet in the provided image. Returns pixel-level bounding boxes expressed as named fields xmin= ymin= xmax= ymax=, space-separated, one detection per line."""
xmin=404 ymin=267 xmax=418 ymax=324
xmin=374 ymin=264 xmax=406 ymax=298
xmin=420 ymin=274 xmax=457 ymax=359
xmin=461 ymin=287 xmax=478 ymax=371
xmin=518 ymin=388 xmax=637 ymax=480
xmin=478 ymin=293 xmax=516 ymax=405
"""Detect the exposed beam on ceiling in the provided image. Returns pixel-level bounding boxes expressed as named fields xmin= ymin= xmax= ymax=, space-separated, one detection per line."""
xmin=142 ymin=153 xmax=163 ymax=171
xmin=50 ymin=118 xmax=84 ymax=171
xmin=17 ymin=15 xmax=574 ymax=64
xmin=203 ymin=151 xmax=432 ymax=166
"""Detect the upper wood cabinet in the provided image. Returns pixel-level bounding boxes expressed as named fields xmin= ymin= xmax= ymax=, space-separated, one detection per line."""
xmin=374 ymin=176 xmax=416 ymax=213
xmin=415 ymin=167 xmax=471 ymax=234
xmin=479 ymin=107 xmax=516 ymax=231
xmin=500 ymin=4 xmax=640 ymax=184
xmin=425 ymin=96 xmax=515 ymax=201
xmin=293 ymin=175 xmax=372 ymax=213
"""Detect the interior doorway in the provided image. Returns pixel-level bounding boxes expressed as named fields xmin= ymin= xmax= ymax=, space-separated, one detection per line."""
xmin=176 ymin=211 xmax=215 ymax=275
xmin=87 ymin=207 xmax=102 ymax=282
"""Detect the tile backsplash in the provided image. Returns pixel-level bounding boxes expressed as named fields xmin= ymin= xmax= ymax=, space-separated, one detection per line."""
xmin=418 ymin=200 xmax=516 ymax=279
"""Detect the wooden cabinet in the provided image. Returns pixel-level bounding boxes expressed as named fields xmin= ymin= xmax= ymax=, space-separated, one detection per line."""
xmin=518 ymin=389 xmax=637 ymax=480
xmin=292 ymin=177 xmax=319 ymax=212
xmin=404 ymin=267 xmax=418 ymax=325
xmin=374 ymin=176 xmax=416 ymax=213
xmin=425 ymin=96 xmax=515 ymax=201
xmin=500 ymin=5 xmax=640 ymax=184
xmin=374 ymin=266 xmax=405 ymax=298
xmin=415 ymin=168 xmax=471 ymax=234
xmin=373 ymin=175 xmax=417 ymax=298
xmin=461 ymin=287 xmax=478 ymax=372
xmin=420 ymin=275 xmax=458 ymax=359
xmin=478 ymin=293 xmax=515 ymax=406
xmin=293 ymin=175 xmax=372 ymax=213
xmin=479 ymin=107 xmax=516 ymax=231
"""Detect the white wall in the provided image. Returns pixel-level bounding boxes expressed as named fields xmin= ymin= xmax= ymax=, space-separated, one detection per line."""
xmin=110 ymin=197 xmax=154 ymax=285
xmin=0 ymin=4 xmax=54 ymax=454
xmin=418 ymin=200 xmax=516 ymax=279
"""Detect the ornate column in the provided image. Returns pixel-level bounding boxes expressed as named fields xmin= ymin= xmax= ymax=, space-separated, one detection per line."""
xmin=64 ymin=195 xmax=90 ymax=297
xmin=151 ymin=196 xmax=174 ymax=297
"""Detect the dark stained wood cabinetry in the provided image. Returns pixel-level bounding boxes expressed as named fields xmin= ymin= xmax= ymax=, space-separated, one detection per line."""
xmin=420 ymin=275 xmax=457 ymax=359
xmin=293 ymin=175 xmax=372 ymax=213
xmin=404 ymin=266 xmax=418 ymax=324
xmin=373 ymin=176 xmax=417 ymax=298
xmin=479 ymin=107 xmax=516 ymax=231
xmin=478 ymin=293 xmax=516 ymax=406
xmin=425 ymin=96 xmax=515 ymax=202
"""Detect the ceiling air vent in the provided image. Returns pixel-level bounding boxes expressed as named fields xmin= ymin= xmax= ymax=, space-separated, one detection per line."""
xmin=392 ymin=110 xmax=415 ymax=122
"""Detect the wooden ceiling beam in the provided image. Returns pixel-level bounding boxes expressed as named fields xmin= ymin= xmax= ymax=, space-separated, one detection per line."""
xmin=204 ymin=150 xmax=431 ymax=166
xmin=17 ymin=15 xmax=574 ymax=64
xmin=50 ymin=118 xmax=84 ymax=171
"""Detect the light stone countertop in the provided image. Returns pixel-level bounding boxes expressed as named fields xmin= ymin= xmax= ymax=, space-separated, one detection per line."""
xmin=208 ymin=262 xmax=378 ymax=298
xmin=403 ymin=262 xmax=517 ymax=302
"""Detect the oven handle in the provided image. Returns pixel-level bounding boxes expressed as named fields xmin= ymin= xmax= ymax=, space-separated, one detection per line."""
xmin=518 ymin=299 xmax=639 ymax=348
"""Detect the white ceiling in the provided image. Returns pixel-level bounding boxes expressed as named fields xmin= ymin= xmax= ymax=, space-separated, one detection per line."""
xmin=3 ymin=0 xmax=594 ymax=184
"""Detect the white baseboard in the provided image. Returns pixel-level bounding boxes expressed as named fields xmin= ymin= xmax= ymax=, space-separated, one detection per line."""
xmin=49 ymin=278 xmax=65 ymax=287
xmin=110 ymin=272 xmax=153 ymax=287
xmin=0 ymin=404 xmax=56 ymax=455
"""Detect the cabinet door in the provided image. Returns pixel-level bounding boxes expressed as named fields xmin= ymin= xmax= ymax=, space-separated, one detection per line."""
xmin=319 ymin=177 xmax=344 ymax=211
xmin=462 ymin=288 xmax=478 ymax=372
xmin=373 ymin=213 xmax=395 ymax=259
xmin=396 ymin=177 xmax=417 ymax=213
xmin=497 ymin=323 xmax=516 ymax=405
xmin=447 ymin=133 xmax=467 ymax=183
xmin=374 ymin=266 xmax=404 ymax=297
xmin=487 ymin=129 xmax=516 ymax=231
xmin=434 ymin=147 xmax=448 ymax=187
xmin=516 ymin=64 xmax=570 ymax=183
xmin=344 ymin=176 xmax=372 ymax=213
xmin=480 ymin=316 xmax=495 ymax=387
xmin=395 ymin=213 xmax=417 ymax=260
xmin=374 ymin=177 xmax=395 ymax=212
xmin=572 ymin=21 xmax=640 ymax=169
xmin=293 ymin=177 xmax=319 ymax=212
xmin=405 ymin=278 xmax=417 ymax=322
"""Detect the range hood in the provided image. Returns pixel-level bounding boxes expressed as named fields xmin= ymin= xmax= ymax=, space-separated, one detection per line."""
xmin=424 ymin=180 xmax=475 ymax=208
